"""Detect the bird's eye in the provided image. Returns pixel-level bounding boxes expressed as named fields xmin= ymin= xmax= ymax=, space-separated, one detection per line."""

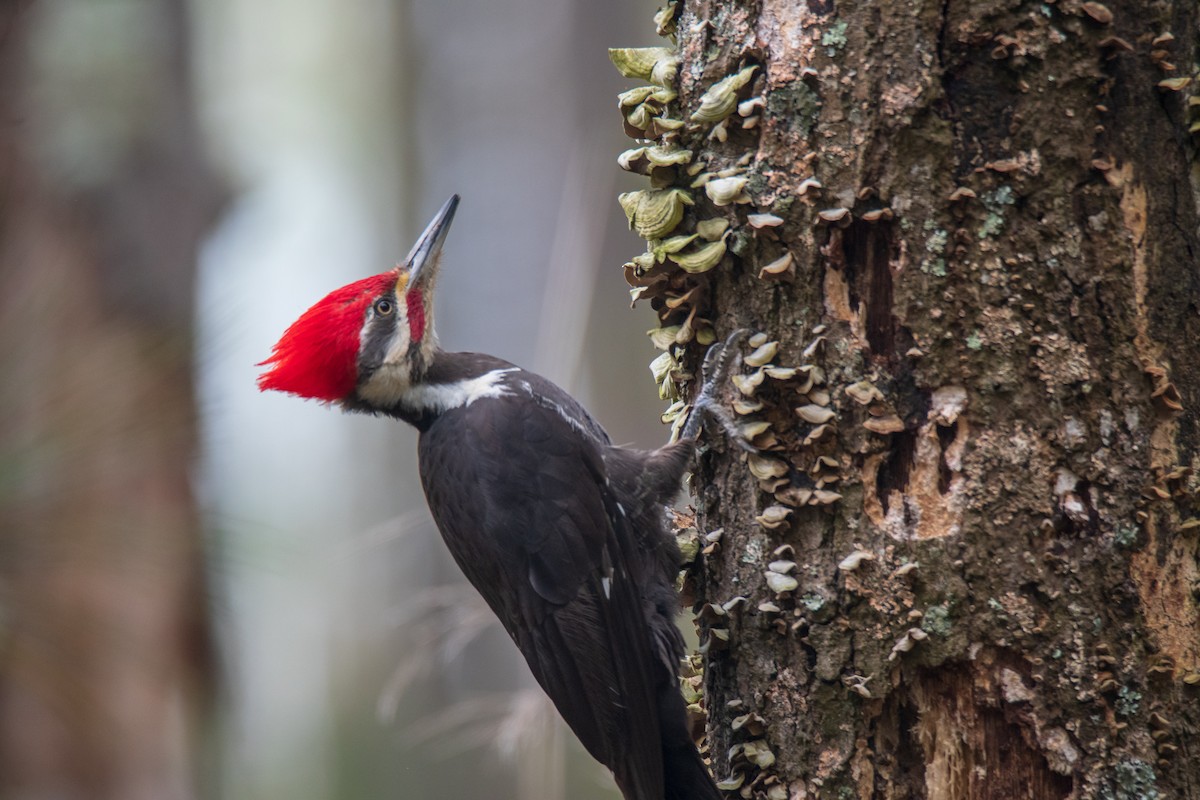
xmin=374 ymin=298 xmax=394 ymax=316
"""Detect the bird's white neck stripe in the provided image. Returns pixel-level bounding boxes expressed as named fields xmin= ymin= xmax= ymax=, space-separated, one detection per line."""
xmin=401 ymin=367 xmax=519 ymax=413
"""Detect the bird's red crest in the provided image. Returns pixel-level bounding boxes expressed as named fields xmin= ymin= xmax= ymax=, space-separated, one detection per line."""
xmin=257 ymin=271 xmax=399 ymax=401
xmin=406 ymin=288 xmax=426 ymax=343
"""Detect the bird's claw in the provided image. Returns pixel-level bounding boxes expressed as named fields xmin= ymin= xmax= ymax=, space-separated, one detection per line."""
xmin=679 ymin=329 xmax=757 ymax=450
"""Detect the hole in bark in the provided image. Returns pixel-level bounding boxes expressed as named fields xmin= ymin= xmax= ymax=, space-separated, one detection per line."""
xmin=936 ymin=422 xmax=957 ymax=493
xmin=895 ymin=697 xmax=927 ymax=791
xmin=800 ymin=635 xmax=818 ymax=674
xmin=935 ymin=422 xmax=957 ymax=450
xmin=914 ymin=666 xmax=1075 ymax=800
xmin=981 ymin=704 xmax=1074 ymax=799
xmin=877 ymin=428 xmax=917 ymax=515
xmin=841 ymin=219 xmax=896 ymax=356
xmin=1065 ymin=479 xmax=1100 ymax=536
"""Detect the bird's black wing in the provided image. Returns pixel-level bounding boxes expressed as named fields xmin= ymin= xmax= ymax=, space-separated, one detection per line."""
xmin=418 ymin=391 xmax=666 ymax=800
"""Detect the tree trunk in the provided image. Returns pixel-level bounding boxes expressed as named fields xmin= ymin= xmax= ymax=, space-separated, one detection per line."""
xmin=614 ymin=1 xmax=1199 ymax=798
xmin=0 ymin=2 xmax=218 ymax=798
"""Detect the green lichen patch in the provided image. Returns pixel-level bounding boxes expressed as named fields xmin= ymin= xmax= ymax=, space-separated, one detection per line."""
xmin=1100 ymin=759 xmax=1159 ymax=800
xmin=921 ymin=604 xmax=952 ymax=637
xmin=979 ymin=212 xmax=1005 ymax=239
xmin=921 ymin=225 xmax=949 ymax=275
xmin=978 ymin=184 xmax=1016 ymax=239
xmin=766 ymin=80 xmax=821 ymax=140
xmin=1114 ymin=685 xmax=1140 ymax=717
xmin=1113 ymin=523 xmax=1138 ymax=548
xmin=800 ymin=592 xmax=826 ymax=612
xmin=821 ymin=21 xmax=849 ymax=54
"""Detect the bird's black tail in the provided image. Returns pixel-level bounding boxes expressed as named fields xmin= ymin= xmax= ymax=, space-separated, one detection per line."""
xmin=658 ymin=678 xmax=723 ymax=800
xmin=663 ymin=740 xmax=722 ymax=800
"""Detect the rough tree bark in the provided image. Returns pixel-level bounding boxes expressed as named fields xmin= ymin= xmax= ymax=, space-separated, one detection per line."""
xmin=0 ymin=2 xmax=218 ymax=798
xmin=613 ymin=1 xmax=1199 ymax=798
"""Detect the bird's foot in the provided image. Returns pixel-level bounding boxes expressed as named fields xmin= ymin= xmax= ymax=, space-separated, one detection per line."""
xmin=679 ymin=329 xmax=755 ymax=451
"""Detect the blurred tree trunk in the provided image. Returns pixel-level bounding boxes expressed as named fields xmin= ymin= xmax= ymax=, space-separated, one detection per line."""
xmin=0 ymin=2 xmax=218 ymax=798
xmin=619 ymin=1 xmax=1199 ymax=798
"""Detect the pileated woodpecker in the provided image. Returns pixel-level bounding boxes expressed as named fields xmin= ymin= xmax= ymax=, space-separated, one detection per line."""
xmin=258 ymin=196 xmax=731 ymax=800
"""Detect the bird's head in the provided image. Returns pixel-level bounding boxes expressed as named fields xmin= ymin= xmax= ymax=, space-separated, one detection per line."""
xmin=257 ymin=195 xmax=458 ymax=408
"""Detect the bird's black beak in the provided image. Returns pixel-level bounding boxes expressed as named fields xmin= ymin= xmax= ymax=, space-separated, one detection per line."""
xmin=405 ymin=194 xmax=459 ymax=291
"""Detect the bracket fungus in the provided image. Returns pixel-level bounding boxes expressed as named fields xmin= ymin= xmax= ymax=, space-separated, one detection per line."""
xmin=691 ymin=65 xmax=759 ymax=123
xmin=611 ymin=5 xmax=844 ymax=530
xmin=608 ymin=47 xmax=680 ymax=87
xmin=618 ymin=188 xmax=693 ymax=240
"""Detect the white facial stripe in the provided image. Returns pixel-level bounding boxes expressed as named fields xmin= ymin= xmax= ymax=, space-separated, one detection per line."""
xmin=381 ymin=322 xmax=413 ymax=367
xmin=399 ymin=367 xmax=519 ymax=414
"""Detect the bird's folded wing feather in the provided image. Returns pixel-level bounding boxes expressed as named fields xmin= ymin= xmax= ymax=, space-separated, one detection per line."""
xmin=418 ymin=396 xmax=666 ymax=799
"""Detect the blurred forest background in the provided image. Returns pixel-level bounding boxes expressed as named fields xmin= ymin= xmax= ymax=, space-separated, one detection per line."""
xmin=0 ymin=0 xmax=668 ymax=798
